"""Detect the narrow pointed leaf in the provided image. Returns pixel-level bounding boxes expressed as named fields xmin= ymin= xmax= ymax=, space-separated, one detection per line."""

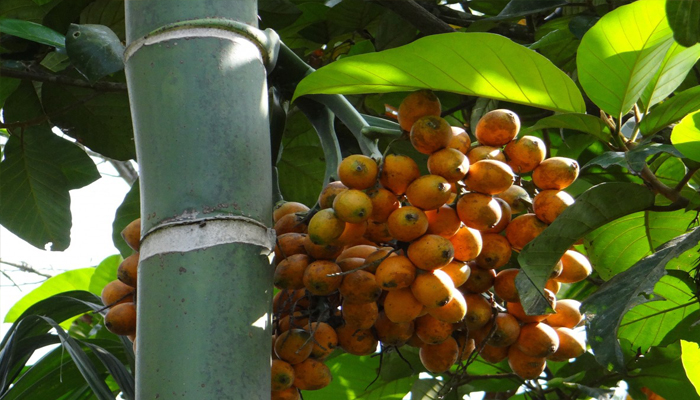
xmin=577 ymin=0 xmax=674 ymax=116
xmin=640 ymin=86 xmax=700 ymax=136
xmin=640 ymin=42 xmax=700 ymax=110
xmin=83 ymin=343 xmax=134 ymax=400
xmin=0 ymin=18 xmax=65 ymax=48
xmin=672 ymin=110 xmax=700 ymax=162
xmin=294 ymin=32 xmax=585 ymax=113
xmin=581 ymin=228 xmax=700 ymax=372
xmin=525 ymin=113 xmax=612 ymax=143
xmin=66 ymin=23 xmax=124 ymax=82
xmin=515 ymin=183 xmax=655 ymax=315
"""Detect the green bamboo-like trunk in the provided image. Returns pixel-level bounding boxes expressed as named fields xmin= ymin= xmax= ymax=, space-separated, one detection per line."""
xmin=123 ymin=1 xmax=274 ymax=398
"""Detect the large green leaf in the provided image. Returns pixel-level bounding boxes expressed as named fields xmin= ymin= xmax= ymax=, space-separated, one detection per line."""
xmin=619 ymin=271 xmax=700 ymax=353
xmin=672 ymin=110 xmax=700 ymax=162
xmin=0 ymin=0 xmax=59 ymax=23
xmin=585 ymin=209 xmax=699 ymax=280
xmin=640 ymin=85 xmax=700 ymax=137
xmin=525 ymin=113 xmax=612 ymax=143
xmin=577 ymin=0 xmax=674 ymax=116
xmin=65 ymin=24 xmax=124 ymax=83
xmin=626 ymin=342 xmax=700 ymax=400
xmin=0 ymin=18 xmax=65 ymax=48
xmin=666 ymin=0 xmax=700 ymax=47
xmin=581 ymin=228 xmax=700 ymax=372
xmin=79 ymin=0 xmax=125 ymax=41
xmin=294 ymin=32 xmax=585 ymax=113
xmin=88 ymin=255 xmax=123 ymax=296
xmin=682 ymin=340 xmax=700 ymax=396
xmin=640 ymin=42 xmax=700 ymax=110
xmin=41 ymin=81 xmax=135 ymax=161
xmin=111 ymin=179 xmax=140 ymax=258
xmin=515 ymin=182 xmax=655 ymax=315
xmin=276 ymin=110 xmax=326 ymax=207
xmin=4 ymin=268 xmax=96 ymax=323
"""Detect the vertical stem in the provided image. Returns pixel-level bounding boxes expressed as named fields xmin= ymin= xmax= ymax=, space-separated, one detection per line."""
xmin=124 ymin=1 xmax=274 ymax=399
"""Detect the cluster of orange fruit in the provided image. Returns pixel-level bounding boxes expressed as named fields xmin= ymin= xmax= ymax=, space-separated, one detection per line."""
xmin=271 ymin=89 xmax=591 ymax=399
xmin=100 ymin=219 xmax=141 ymax=348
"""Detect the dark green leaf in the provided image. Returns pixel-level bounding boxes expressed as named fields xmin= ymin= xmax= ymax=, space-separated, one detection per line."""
xmin=516 ymin=183 xmax=655 ymax=315
xmin=672 ymin=110 xmax=700 ymax=162
xmin=111 ymin=179 xmax=140 ymax=258
xmin=585 ymin=209 xmax=699 ymax=280
xmin=666 ymin=0 xmax=700 ymax=47
xmin=0 ymin=0 xmax=59 ymax=23
xmin=294 ymin=32 xmax=585 ymax=113
xmin=326 ymin=0 xmax=383 ymax=34
xmin=82 ymin=342 xmax=134 ymax=400
xmin=526 ymin=113 xmax=612 ymax=143
xmin=582 ymin=152 xmax=626 ymax=170
xmin=626 ymin=143 xmax=685 ymax=172
xmin=374 ymin=10 xmax=416 ymax=51
xmin=489 ymin=0 xmax=568 ymax=20
xmin=65 ymin=23 xmax=124 ymax=83
xmin=577 ymin=0 xmax=674 ymax=116
xmin=626 ymin=342 xmax=700 ymax=400
xmin=40 ymin=51 xmax=70 ymax=72
xmin=568 ymin=14 xmax=598 ymax=39
xmin=531 ymin=16 xmax=579 ymax=72
xmin=581 ymin=228 xmax=700 ymax=372
xmin=640 ymin=42 xmax=700 ymax=110
xmin=79 ymin=0 xmax=125 ymax=41
xmin=467 ymin=1 xmax=509 ymax=16
xmin=0 ymin=77 xmax=19 ymax=109
xmin=259 ymin=0 xmax=302 ymax=30
xmin=0 ymin=18 xmax=64 ymax=48
xmin=619 ymin=271 xmax=700 ymax=352
xmin=641 ymin=85 xmax=700 ymax=137
xmin=470 ymin=98 xmax=499 ymax=135
xmin=42 ymin=81 xmax=135 ymax=161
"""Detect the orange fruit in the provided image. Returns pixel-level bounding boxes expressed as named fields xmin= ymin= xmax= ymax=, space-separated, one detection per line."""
xmin=339 ymin=270 xmax=382 ymax=304
xmin=545 ymin=279 xmax=561 ymax=295
xmin=425 ymin=205 xmax=461 ymax=238
xmin=336 ymin=325 xmax=378 ymax=356
xmin=398 ymin=89 xmax=441 ymax=132
xmin=447 ymin=126 xmax=471 ymax=154
xmin=332 ymin=189 xmax=373 ymax=223
xmin=105 ymin=302 xmax=137 ymax=336
xmin=293 ymin=358 xmax=332 ymax=390
xmin=544 ymin=299 xmax=582 ymax=329
xmin=507 ymin=289 xmax=556 ymax=323
xmin=419 ymin=336 xmax=459 ymax=373
xmin=457 ymin=335 xmax=476 ymax=361
xmin=387 ymin=206 xmax=429 ymax=242
xmin=463 ymin=293 xmax=492 ymax=331
xmin=496 ymin=185 xmax=531 ymax=214
xmin=302 ymin=260 xmax=342 ymax=296
xmin=532 ymin=157 xmax=580 ymax=190
xmin=508 ymin=346 xmax=546 ymax=380
xmin=278 ymin=312 xmax=309 ymax=333
xmin=101 ymin=279 xmax=135 ymax=307
xmin=516 ymin=322 xmax=560 ymax=357
xmin=364 ymin=219 xmax=393 ymax=244
xmin=405 ymin=175 xmax=452 ymax=210
xmin=474 ymin=109 xmax=520 ymax=146
xmin=482 ymin=197 xmax=512 ymax=234
xmin=334 ymin=221 xmax=368 ymax=247
xmin=271 ymin=387 xmax=300 ymax=400
xmin=504 ymin=135 xmax=546 ymax=173
xmin=374 ymin=311 xmax=415 ymax=346
xmin=505 ymin=213 xmax=548 ymax=251
xmin=375 ymin=255 xmax=417 ymax=290
xmin=448 ymin=225 xmax=483 ymax=262
xmin=407 ymin=234 xmax=455 ymax=271
xmin=307 ymin=209 xmax=345 ymax=245
xmin=338 ymin=155 xmax=378 ymax=190
xmin=428 ymin=288 xmax=467 ymax=323
xmin=318 ymin=181 xmax=348 ymax=209
xmin=410 ymin=115 xmax=452 ymax=154
xmin=379 ymin=154 xmax=421 ymax=195
xmin=556 ymin=250 xmax=592 ymax=283
xmin=427 ymin=148 xmax=470 ymax=182
xmin=493 ymin=268 xmax=520 ymax=303
xmin=479 ymin=343 xmax=509 ymax=363
xmin=366 ymin=187 xmax=400 ymax=222
xmin=411 ymin=269 xmax=455 ymax=308
xmin=274 ymin=201 xmax=310 ymax=223
xmin=485 ymin=312 xmax=521 ymax=347
xmin=533 ymin=190 xmax=574 ymax=224
xmin=274 ymin=213 xmax=308 ymax=235
xmin=342 ymin=300 xmax=379 ymax=329
xmin=440 ymin=260 xmax=471 ymax=287
xmin=274 ymin=253 xmax=311 ymax=290
xmin=463 ymin=160 xmax=514 ymax=195
xmin=456 ymin=193 xmax=502 ymax=231
xmin=303 ymin=235 xmax=342 ymax=260
xmin=306 ymin=322 xmax=338 ymax=360
xmin=414 ymin=314 xmax=454 ymax=344
xmin=337 ymin=244 xmax=378 ymax=262
xmin=475 ymin=233 xmax=512 ymax=269
xmin=337 ymin=257 xmax=366 ymax=273
xmin=384 ymin=287 xmax=424 ymax=323
xmin=273 ymin=289 xmax=307 ymax=315
xmin=121 ymin=218 xmax=141 ymax=252
xmin=363 ymin=247 xmax=395 ymax=274
xmin=461 ymin=266 xmax=496 ymax=294
xmin=547 ymin=327 xmax=586 ymax=361
xmin=467 ymin=145 xmax=506 ymax=165
xmin=271 ymin=359 xmax=295 ymax=391
xmin=274 ymin=233 xmax=307 ymax=261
